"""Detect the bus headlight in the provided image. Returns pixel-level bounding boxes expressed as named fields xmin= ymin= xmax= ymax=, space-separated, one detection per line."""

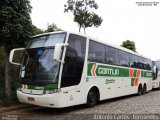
xmin=44 ymin=89 xmax=61 ymax=94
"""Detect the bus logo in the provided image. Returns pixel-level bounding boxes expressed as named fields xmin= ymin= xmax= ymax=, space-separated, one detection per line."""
xmin=98 ymin=67 xmax=119 ymax=75
xmin=89 ymin=63 xmax=120 ymax=76
xmin=91 ymin=64 xmax=97 ymax=76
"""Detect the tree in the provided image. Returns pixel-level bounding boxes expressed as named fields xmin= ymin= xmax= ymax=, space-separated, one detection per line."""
xmin=31 ymin=25 xmax=43 ymax=35
xmin=121 ymin=40 xmax=136 ymax=52
xmin=32 ymin=23 xmax=62 ymax=36
xmin=0 ymin=0 xmax=33 ymax=97
xmin=64 ymin=0 xmax=103 ymax=34
xmin=44 ymin=23 xmax=62 ymax=33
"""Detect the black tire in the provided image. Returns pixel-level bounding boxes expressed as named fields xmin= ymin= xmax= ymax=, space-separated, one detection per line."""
xmin=86 ymin=89 xmax=98 ymax=107
xmin=138 ymin=84 xmax=143 ymax=95
xmin=142 ymin=84 xmax=147 ymax=94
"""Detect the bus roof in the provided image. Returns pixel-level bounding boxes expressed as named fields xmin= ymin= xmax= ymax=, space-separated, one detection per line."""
xmin=32 ymin=31 xmax=151 ymax=60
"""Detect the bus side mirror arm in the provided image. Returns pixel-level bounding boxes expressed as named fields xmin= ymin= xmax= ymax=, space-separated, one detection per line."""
xmin=9 ymin=48 xmax=25 ymax=65
xmin=53 ymin=43 xmax=69 ymax=63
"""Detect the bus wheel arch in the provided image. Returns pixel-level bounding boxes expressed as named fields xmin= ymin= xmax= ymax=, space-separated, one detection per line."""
xmin=86 ymin=86 xmax=100 ymax=107
xmin=138 ymin=83 xmax=143 ymax=95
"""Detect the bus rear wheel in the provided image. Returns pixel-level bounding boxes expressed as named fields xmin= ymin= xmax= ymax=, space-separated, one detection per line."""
xmin=142 ymin=84 xmax=147 ymax=94
xmin=86 ymin=89 xmax=98 ymax=107
xmin=138 ymin=84 xmax=143 ymax=95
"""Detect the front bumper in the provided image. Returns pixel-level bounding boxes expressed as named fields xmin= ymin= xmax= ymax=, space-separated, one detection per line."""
xmin=17 ymin=90 xmax=63 ymax=108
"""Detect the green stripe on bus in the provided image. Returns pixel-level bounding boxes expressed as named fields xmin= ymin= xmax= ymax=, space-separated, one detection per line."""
xmin=87 ymin=63 xmax=152 ymax=78
xmin=88 ymin=63 xmax=94 ymax=76
xmin=142 ymin=71 xmax=152 ymax=78
xmin=131 ymin=78 xmax=135 ymax=86
xmin=96 ymin=65 xmax=129 ymax=77
xmin=88 ymin=63 xmax=129 ymax=77
xmin=133 ymin=70 xmax=137 ymax=77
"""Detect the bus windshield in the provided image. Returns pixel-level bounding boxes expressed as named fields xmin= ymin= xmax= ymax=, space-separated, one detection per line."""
xmin=20 ymin=33 xmax=66 ymax=84
xmin=20 ymin=48 xmax=60 ymax=84
xmin=28 ymin=33 xmax=66 ymax=48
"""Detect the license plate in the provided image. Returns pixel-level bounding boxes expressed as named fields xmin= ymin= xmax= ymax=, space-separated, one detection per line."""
xmin=28 ymin=97 xmax=34 ymax=101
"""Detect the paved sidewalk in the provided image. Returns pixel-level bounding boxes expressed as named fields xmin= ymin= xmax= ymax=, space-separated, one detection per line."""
xmin=0 ymin=104 xmax=36 ymax=113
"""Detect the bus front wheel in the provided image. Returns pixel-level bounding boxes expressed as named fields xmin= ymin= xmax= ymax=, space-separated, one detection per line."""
xmin=86 ymin=88 xmax=99 ymax=107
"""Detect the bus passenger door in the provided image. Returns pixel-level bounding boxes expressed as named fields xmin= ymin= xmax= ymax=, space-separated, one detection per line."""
xmin=60 ymin=34 xmax=86 ymax=106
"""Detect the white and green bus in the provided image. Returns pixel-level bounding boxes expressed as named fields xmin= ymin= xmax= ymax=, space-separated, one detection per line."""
xmin=152 ymin=60 xmax=160 ymax=89
xmin=9 ymin=31 xmax=153 ymax=108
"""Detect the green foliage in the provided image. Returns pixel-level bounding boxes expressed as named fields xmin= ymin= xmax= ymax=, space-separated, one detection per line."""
xmin=31 ymin=23 xmax=62 ymax=36
xmin=31 ymin=25 xmax=43 ymax=35
xmin=0 ymin=0 xmax=33 ymax=51
xmin=64 ymin=0 xmax=103 ymax=33
xmin=44 ymin=23 xmax=62 ymax=33
xmin=121 ymin=40 xmax=136 ymax=52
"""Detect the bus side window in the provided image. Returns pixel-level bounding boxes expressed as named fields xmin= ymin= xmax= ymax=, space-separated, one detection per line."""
xmin=143 ymin=59 xmax=148 ymax=70
xmin=147 ymin=60 xmax=152 ymax=70
xmin=106 ymin=46 xmax=119 ymax=65
xmin=129 ymin=54 xmax=137 ymax=68
xmin=68 ymin=34 xmax=86 ymax=58
xmin=137 ymin=57 xmax=144 ymax=69
xmin=118 ymin=50 xmax=129 ymax=67
xmin=61 ymin=34 xmax=86 ymax=88
xmin=88 ymin=40 xmax=105 ymax=63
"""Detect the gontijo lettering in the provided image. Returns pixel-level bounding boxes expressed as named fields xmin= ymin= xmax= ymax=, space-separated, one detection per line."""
xmin=98 ymin=67 xmax=119 ymax=75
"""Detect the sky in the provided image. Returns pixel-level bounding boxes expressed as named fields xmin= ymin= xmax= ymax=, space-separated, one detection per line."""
xmin=30 ymin=0 xmax=160 ymax=60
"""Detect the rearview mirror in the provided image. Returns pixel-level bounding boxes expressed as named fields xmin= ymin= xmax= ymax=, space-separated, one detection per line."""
xmin=9 ymin=48 xmax=25 ymax=65
xmin=53 ymin=43 xmax=68 ymax=63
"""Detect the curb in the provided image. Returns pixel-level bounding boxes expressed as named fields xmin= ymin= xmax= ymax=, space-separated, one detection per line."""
xmin=0 ymin=104 xmax=36 ymax=113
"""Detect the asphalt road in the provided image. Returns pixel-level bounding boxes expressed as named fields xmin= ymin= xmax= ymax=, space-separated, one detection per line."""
xmin=1 ymin=89 xmax=160 ymax=120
